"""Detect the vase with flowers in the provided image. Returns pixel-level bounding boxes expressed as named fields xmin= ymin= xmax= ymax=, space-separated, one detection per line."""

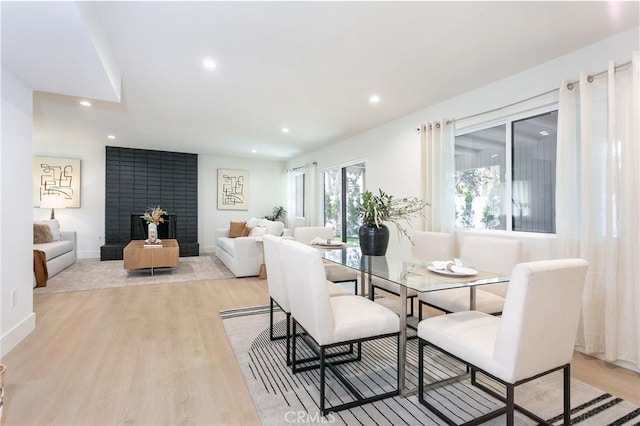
xmin=141 ymin=206 xmax=167 ymax=243
xmin=358 ymin=189 xmax=428 ymax=255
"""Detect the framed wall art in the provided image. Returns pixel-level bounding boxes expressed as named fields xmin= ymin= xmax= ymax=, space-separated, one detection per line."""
xmin=33 ymin=156 xmax=81 ymax=207
xmin=218 ymin=169 xmax=249 ymax=210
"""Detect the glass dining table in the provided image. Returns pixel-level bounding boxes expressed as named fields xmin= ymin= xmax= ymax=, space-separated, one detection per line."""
xmin=321 ymin=245 xmax=510 ymax=396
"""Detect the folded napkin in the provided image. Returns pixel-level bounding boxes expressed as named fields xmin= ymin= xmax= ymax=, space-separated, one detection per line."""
xmin=310 ymin=237 xmax=331 ymax=245
xmin=431 ymin=260 xmax=459 ymax=271
xmin=431 ymin=260 xmax=474 ymax=274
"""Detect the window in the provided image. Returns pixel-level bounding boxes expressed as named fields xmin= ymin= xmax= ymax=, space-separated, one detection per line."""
xmin=323 ymin=162 xmax=365 ymax=243
xmin=454 ymin=110 xmax=557 ymax=233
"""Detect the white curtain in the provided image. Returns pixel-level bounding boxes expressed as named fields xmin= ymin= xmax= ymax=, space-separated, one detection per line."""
xmin=556 ymin=52 xmax=639 ymax=369
xmin=422 ymin=120 xmax=456 ymax=232
xmin=305 ymin=162 xmax=317 ymax=226
xmin=285 ymin=169 xmax=297 ymax=229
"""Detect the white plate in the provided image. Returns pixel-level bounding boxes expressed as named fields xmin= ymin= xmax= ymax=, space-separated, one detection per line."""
xmin=314 ymin=241 xmax=345 ymax=248
xmin=427 ymin=265 xmax=478 ymax=276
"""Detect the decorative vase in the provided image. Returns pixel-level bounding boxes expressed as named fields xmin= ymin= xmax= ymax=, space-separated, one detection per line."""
xmin=148 ymin=222 xmax=158 ymax=242
xmin=358 ymin=224 xmax=389 ymax=256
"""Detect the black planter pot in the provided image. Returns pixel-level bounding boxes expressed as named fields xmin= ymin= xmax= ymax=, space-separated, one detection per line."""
xmin=358 ymin=224 xmax=390 ymax=256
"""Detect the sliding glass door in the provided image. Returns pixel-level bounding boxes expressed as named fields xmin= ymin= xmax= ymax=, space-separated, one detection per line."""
xmin=323 ymin=162 xmax=365 ymax=243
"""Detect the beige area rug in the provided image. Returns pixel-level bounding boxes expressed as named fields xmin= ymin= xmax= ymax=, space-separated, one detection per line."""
xmin=35 ymin=255 xmax=235 ymax=294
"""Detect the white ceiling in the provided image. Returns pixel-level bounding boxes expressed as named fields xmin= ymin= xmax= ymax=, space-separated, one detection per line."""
xmin=3 ymin=1 xmax=639 ymax=160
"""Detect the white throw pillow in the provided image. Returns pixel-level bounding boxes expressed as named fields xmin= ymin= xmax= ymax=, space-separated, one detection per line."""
xmin=34 ymin=219 xmax=61 ymax=241
xmin=249 ymin=226 xmax=268 ymax=237
xmin=266 ymin=220 xmax=284 ymax=236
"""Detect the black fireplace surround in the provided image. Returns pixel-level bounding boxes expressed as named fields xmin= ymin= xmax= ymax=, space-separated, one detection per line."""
xmin=100 ymin=146 xmax=199 ymax=260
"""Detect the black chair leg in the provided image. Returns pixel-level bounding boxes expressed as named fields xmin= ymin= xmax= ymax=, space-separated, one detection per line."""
xmin=286 ymin=313 xmax=291 ymax=366
xmin=269 ymin=297 xmax=275 ymax=340
xmin=506 ymin=383 xmax=515 ymax=425
xmin=291 ymin=320 xmax=297 ymax=371
xmin=563 ymin=365 xmax=571 ymax=426
xmin=320 ymin=346 xmax=326 ymax=416
xmin=418 ymin=338 xmax=424 ymax=403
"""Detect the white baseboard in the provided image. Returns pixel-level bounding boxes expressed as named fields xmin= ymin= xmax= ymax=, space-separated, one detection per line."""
xmin=1 ymin=312 xmax=36 ymax=357
xmin=200 ymin=246 xmax=215 ymax=254
xmin=77 ymin=250 xmax=100 ymax=259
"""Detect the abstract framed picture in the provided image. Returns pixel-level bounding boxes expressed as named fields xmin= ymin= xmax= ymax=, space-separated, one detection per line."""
xmin=33 ymin=156 xmax=81 ymax=207
xmin=218 ymin=169 xmax=249 ymax=210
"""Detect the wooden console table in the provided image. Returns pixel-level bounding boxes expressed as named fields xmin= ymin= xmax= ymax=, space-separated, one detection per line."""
xmin=123 ymin=239 xmax=180 ymax=275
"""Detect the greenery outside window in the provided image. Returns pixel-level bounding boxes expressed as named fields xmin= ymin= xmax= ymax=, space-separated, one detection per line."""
xmin=323 ymin=162 xmax=365 ymax=243
xmin=455 ymin=110 xmax=558 ymax=233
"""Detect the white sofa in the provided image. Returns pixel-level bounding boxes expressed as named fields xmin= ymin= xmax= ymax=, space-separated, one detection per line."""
xmin=215 ymin=218 xmax=286 ymax=277
xmin=33 ymin=219 xmax=77 ymax=287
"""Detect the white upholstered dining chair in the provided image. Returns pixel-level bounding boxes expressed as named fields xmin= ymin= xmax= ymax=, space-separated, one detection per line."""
xmin=412 ymin=230 xmax=456 ymax=261
xmin=293 ymin=226 xmax=359 ymax=294
xmin=263 ymin=235 xmax=349 ymax=366
xmin=280 ymin=239 xmax=400 ymax=415
xmin=372 ymin=231 xmax=457 ymax=319
xmin=417 ymin=258 xmax=588 ymax=426
xmin=418 ymin=235 xmax=522 ymax=318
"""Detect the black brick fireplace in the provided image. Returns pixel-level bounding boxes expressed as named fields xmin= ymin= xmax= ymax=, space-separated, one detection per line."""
xmin=100 ymin=146 xmax=199 ymax=260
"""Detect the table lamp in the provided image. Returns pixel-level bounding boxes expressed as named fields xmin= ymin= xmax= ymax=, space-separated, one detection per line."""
xmin=40 ymin=195 xmax=66 ymax=219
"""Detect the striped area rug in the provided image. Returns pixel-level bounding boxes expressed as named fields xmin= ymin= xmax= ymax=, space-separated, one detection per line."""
xmin=221 ymin=305 xmax=640 ymax=426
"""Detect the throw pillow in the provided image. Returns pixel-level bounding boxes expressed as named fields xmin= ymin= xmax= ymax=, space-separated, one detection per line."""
xmin=241 ymin=225 xmax=252 ymax=237
xmin=266 ymin=220 xmax=284 ymax=236
xmin=33 ymin=223 xmax=54 ymax=244
xmin=228 ymin=221 xmax=247 ymax=238
xmin=249 ymin=226 xmax=268 ymax=237
xmin=34 ymin=219 xmax=61 ymax=241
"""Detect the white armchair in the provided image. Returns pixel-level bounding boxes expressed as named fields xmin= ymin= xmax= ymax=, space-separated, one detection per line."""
xmin=417 ymin=259 xmax=588 ymax=425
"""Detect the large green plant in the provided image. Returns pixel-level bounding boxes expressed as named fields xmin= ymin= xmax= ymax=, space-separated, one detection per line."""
xmin=358 ymin=189 xmax=428 ymax=242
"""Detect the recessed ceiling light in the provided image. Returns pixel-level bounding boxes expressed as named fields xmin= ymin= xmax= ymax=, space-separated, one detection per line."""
xmin=369 ymin=94 xmax=380 ymax=104
xmin=251 ymin=149 xmax=257 ymax=153
xmin=79 ymin=100 xmax=92 ymax=107
xmin=539 ymin=130 xmax=550 ymax=136
xmin=107 ymin=135 xmax=116 ymax=140
xmin=281 ymin=127 xmax=290 ymax=134
xmin=202 ymin=57 xmax=217 ymax=70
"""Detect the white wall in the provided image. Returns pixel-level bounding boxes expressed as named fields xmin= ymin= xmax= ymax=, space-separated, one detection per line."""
xmin=288 ymin=27 xmax=640 ymax=260
xmin=31 ymin=135 xmax=286 ymax=257
xmin=1 ymin=66 xmax=37 ymax=356
xmin=198 ymin=155 xmax=286 ymax=253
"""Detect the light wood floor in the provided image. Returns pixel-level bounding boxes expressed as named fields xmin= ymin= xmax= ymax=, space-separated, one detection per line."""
xmin=2 ymin=277 xmax=638 ymax=426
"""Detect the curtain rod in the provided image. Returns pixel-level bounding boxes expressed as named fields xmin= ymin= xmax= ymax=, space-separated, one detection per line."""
xmin=437 ymin=59 xmax=634 ymax=126
xmin=288 ymin=161 xmax=317 ymax=172
xmin=566 ymin=59 xmax=632 ymax=90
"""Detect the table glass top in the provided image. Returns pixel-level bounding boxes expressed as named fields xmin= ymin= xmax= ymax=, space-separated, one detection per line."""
xmin=321 ymin=245 xmax=509 ymax=293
